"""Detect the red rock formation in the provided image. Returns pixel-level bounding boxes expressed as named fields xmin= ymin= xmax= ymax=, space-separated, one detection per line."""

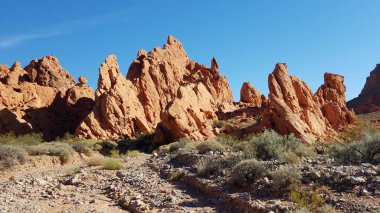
xmin=77 ymin=36 xmax=234 ymax=141
xmin=315 ymin=73 xmax=357 ymax=130
xmin=159 ymin=83 xmax=217 ymax=141
xmin=76 ymin=55 xmax=152 ymax=140
xmin=240 ymin=82 xmax=262 ymax=107
xmin=347 ymin=64 xmax=380 ymax=114
xmin=24 ymin=55 xmax=76 ymax=91
xmin=261 ymin=63 xmax=335 ymax=143
xmin=0 ymin=60 xmax=94 ymax=140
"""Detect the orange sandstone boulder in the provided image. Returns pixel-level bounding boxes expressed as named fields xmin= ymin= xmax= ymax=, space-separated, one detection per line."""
xmin=24 ymin=55 xmax=76 ymax=91
xmin=240 ymin=82 xmax=262 ymax=107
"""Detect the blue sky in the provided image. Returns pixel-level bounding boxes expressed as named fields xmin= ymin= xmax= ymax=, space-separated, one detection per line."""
xmin=1 ymin=0 xmax=379 ymax=101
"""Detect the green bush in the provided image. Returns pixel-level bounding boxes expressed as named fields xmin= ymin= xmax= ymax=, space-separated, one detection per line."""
xmin=71 ymin=142 xmax=92 ymax=156
xmin=231 ymin=159 xmax=264 ymax=187
xmin=196 ymin=141 xmax=226 ymax=154
xmin=100 ymin=140 xmax=118 ymax=150
xmin=26 ymin=142 xmax=75 ymax=163
xmin=252 ymin=130 xmax=314 ymax=163
xmin=102 ymin=158 xmax=123 ymax=170
xmin=331 ymin=131 xmax=380 ymax=164
xmin=269 ymin=166 xmax=301 ymax=195
xmin=0 ymin=144 xmax=27 ymax=167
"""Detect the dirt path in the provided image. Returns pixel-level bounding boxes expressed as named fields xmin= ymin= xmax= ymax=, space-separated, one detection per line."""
xmin=0 ymin=153 xmax=223 ymax=213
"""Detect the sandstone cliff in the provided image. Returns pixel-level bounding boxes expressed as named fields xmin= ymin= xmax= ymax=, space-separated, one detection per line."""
xmin=347 ymin=64 xmax=380 ymax=114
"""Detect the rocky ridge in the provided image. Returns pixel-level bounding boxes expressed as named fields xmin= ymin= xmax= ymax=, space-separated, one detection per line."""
xmin=0 ymin=36 xmax=357 ymax=143
xmin=348 ymin=64 xmax=380 ymax=114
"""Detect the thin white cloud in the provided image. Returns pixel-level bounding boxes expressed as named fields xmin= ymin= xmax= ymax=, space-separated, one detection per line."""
xmin=0 ymin=9 xmax=133 ymax=49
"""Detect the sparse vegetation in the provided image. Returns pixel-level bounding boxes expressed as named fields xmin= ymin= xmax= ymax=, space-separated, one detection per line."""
xmin=169 ymin=170 xmax=185 ymax=181
xmin=231 ymin=159 xmax=264 ymax=186
xmin=102 ymin=158 xmax=123 ymax=170
xmin=212 ymin=120 xmax=225 ymax=128
xmin=252 ymin=130 xmax=314 ymax=163
xmin=290 ymin=185 xmax=333 ymax=213
xmin=331 ymin=131 xmax=380 ymax=164
xmin=0 ymin=144 xmax=26 ymax=167
xmin=269 ymin=166 xmax=301 ymax=195
xmin=125 ymin=150 xmax=141 ymax=158
xmin=86 ymin=156 xmax=106 ymax=167
xmin=109 ymin=149 xmax=120 ymax=158
xmin=196 ymin=140 xmax=226 ymax=154
xmin=26 ymin=142 xmax=75 ymax=163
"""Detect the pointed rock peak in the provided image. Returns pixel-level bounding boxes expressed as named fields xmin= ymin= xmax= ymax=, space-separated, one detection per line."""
xmin=240 ymin=82 xmax=262 ymax=106
xmin=324 ymin=73 xmax=344 ymax=89
xmin=137 ymin=49 xmax=147 ymax=57
xmin=274 ymin=63 xmax=288 ymax=74
xmin=10 ymin=61 xmax=22 ymax=71
xmin=166 ymin=35 xmax=184 ymax=49
xmin=104 ymin=54 xmax=118 ymax=65
xmin=96 ymin=54 xmax=125 ymax=98
xmin=211 ymin=57 xmax=219 ymax=72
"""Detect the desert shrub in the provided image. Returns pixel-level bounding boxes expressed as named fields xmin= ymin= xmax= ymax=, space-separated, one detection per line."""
xmin=26 ymin=142 xmax=75 ymax=163
xmin=0 ymin=133 xmax=43 ymax=145
xmin=341 ymin=119 xmax=378 ymax=141
xmin=231 ymin=159 xmax=264 ymax=186
xmin=100 ymin=140 xmax=118 ymax=150
xmin=197 ymin=155 xmax=243 ymax=178
xmin=102 ymin=158 xmax=123 ymax=170
xmin=196 ymin=141 xmax=226 ymax=154
xmin=290 ymin=185 xmax=333 ymax=213
xmin=212 ymin=120 xmax=225 ymax=128
xmin=169 ymin=139 xmax=197 ymax=153
xmin=71 ymin=142 xmax=92 ymax=156
xmin=0 ymin=144 xmax=27 ymax=167
xmin=65 ymin=166 xmax=81 ymax=175
xmin=269 ymin=166 xmax=301 ymax=195
xmin=331 ymin=131 xmax=380 ymax=164
xmin=169 ymin=170 xmax=185 ymax=181
xmin=125 ymin=150 xmax=140 ymax=158
xmin=110 ymin=149 xmax=120 ymax=158
xmin=86 ymin=156 xmax=106 ymax=167
xmin=252 ymin=130 xmax=314 ymax=163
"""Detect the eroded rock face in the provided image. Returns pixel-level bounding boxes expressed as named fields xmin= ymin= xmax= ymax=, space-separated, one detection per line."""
xmin=159 ymin=84 xmax=217 ymax=141
xmin=77 ymin=36 xmax=234 ymax=141
xmin=262 ymin=63 xmax=335 ymax=143
xmin=240 ymin=82 xmax=262 ymax=107
xmin=24 ymin=56 xmax=76 ymax=91
xmin=315 ymin=73 xmax=357 ymax=130
xmin=76 ymin=55 xmax=152 ymax=140
xmin=0 ymin=60 xmax=94 ymax=140
xmin=347 ymin=64 xmax=380 ymax=114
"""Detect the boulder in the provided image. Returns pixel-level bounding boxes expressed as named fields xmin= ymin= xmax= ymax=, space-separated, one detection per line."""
xmin=347 ymin=64 xmax=380 ymax=114
xmin=24 ymin=55 xmax=76 ymax=91
xmin=240 ymin=82 xmax=262 ymax=107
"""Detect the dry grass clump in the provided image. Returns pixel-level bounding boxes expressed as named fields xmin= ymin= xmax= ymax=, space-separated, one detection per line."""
xmin=231 ymin=159 xmax=264 ymax=187
xmin=0 ymin=144 xmax=27 ymax=167
xmin=86 ymin=156 xmax=107 ymax=167
xmin=125 ymin=150 xmax=141 ymax=158
xmin=0 ymin=133 xmax=43 ymax=145
xmin=290 ymin=185 xmax=334 ymax=213
xmin=196 ymin=141 xmax=225 ymax=154
xmin=331 ymin=131 xmax=380 ymax=164
xmin=269 ymin=166 xmax=301 ymax=195
xmin=102 ymin=158 xmax=123 ymax=170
